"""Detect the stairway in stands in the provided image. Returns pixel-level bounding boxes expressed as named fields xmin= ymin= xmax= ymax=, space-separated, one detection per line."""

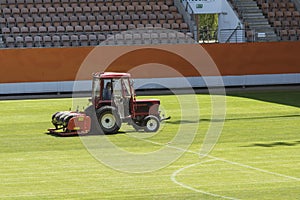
xmin=231 ymin=0 xmax=279 ymax=41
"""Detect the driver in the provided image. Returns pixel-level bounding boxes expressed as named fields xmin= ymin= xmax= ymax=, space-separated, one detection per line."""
xmin=103 ymin=82 xmax=112 ymax=100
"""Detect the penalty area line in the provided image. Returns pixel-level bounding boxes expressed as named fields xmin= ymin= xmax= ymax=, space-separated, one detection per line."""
xmin=130 ymin=136 xmax=239 ymax=199
xmin=205 ymin=155 xmax=300 ymax=182
xmin=131 ymin=136 xmax=300 ymax=189
xmin=135 ymin=137 xmax=300 ymax=182
xmin=170 ymin=158 xmax=239 ymax=200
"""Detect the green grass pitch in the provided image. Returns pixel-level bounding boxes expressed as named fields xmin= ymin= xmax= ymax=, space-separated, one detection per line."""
xmin=0 ymin=90 xmax=299 ymax=199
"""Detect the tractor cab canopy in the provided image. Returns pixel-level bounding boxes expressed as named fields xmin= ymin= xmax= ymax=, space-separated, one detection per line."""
xmin=93 ymin=72 xmax=131 ymax=79
xmin=91 ymin=72 xmax=135 ymax=117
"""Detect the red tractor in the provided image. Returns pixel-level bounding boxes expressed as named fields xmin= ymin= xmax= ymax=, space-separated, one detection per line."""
xmin=49 ymin=72 xmax=169 ymax=136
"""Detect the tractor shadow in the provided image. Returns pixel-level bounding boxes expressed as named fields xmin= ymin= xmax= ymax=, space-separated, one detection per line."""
xmin=165 ymin=114 xmax=300 ymax=125
xmin=242 ymin=141 xmax=300 ymax=148
xmin=45 ymin=131 xmax=126 ymax=137
xmin=161 ymin=89 xmax=300 ymax=125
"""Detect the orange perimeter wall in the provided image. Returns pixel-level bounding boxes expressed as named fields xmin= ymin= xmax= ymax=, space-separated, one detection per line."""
xmin=0 ymin=41 xmax=299 ymax=84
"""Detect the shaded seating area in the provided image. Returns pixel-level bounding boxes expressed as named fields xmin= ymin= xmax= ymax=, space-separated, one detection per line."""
xmin=0 ymin=0 xmax=193 ymax=48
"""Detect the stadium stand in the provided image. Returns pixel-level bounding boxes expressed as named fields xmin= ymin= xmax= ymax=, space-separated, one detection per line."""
xmin=2 ymin=0 xmax=299 ymax=47
xmin=257 ymin=0 xmax=300 ymax=41
xmin=230 ymin=0 xmax=300 ymax=41
xmin=0 ymin=0 xmax=194 ymax=48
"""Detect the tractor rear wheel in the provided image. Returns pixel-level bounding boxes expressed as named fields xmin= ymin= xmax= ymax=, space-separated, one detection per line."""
xmin=144 ymin=115 xmax=160 ymax=132
xmin=97 ymin=106 xmax=121 ymax=134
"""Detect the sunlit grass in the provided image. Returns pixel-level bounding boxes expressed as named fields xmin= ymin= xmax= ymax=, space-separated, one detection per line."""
xmin=0 ymin=90 xmax=299 ymax=199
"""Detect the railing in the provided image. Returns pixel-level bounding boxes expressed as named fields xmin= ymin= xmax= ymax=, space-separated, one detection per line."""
xmin=198 ymin=28 xmax=246 ymax=43
xmin=225 ymin=25 xmax=244 ymax=43
xmin=198 ymin=28 xmax=270 ymax=43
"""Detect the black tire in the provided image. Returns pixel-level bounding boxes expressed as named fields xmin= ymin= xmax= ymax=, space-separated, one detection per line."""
xmin=62 ymin=114 xmax=74 ymax=127
xmin=96 ymin=106 xmax=121 ymax=134
xmin=57 ymin=111 xmax=70 ymax=126
xmin=51 ymin=111 xmax=60 ymax=125
xmin=143 ymin=115 xmax=160 ymax=132
xmin=53 ymin=111 xmax=64 ymax=125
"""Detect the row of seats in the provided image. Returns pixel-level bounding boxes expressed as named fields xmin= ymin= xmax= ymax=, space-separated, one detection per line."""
xmin=1 ymin=4 xmax=178 ymax=18
xmin=279 ymin=28 xmax=300 ymax=41
xmin=1 ymin=23 xmax=189 ymax=35
xmin=1 ymin=0 xmax=173 ymax=8
xmin=259 ymin=1 xmax=297 ymax=13
xmin=267 ymin=10 xmax=300 ymax=22
xmin=3 ymin=34 xmax=104 ymax=47
xmin=0 ymin=13 xmax=184 ymax=28
xmin=1 ymin=31 xmax=194 ymax=48
xmin=272 ymin=19 xmax=300 ymax=31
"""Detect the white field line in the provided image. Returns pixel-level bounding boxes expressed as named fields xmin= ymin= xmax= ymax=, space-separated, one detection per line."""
xmin=170 ymin=159 xmax=239 ymax=200
xmin=207 ymin=154 xmax=300 ymax=182
xmin=131 ymin=136 xmax=300 ymax=198
xmin=135 ymin=137 xmax=300 ymax=181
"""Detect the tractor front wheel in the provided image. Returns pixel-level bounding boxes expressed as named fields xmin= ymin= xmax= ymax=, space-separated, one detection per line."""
xmin=144 ymin=115 xmax=160 ymax=132
xmin=97 ymin=106 xmax=121 ymax=134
